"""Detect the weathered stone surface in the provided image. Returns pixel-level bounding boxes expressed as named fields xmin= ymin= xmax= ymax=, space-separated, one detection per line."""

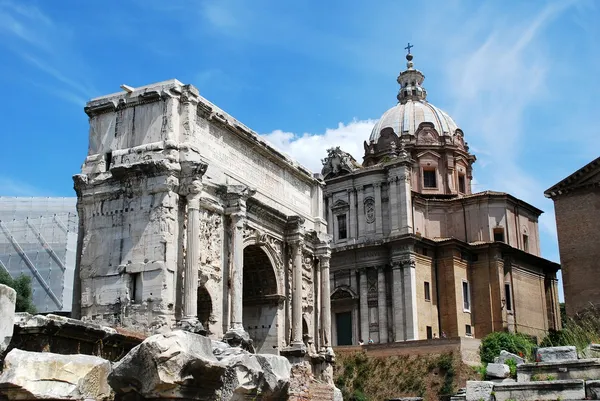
xmin=486 ymin=363 xmax=510 ymax=379
xmin=333 ymin=387 xmax=343 ymax=401
xmin=494 ymin=350 xmax=525 ymax=365
xmin=0 ymin=284 xmax=16 ymax=355
xmin=109 ymin=330 xmax=292 ymax=400
xmin=581 ymin=343 xmax=600 ymax=359
xmin=493 ymin=379 xmax=585 ymax=401
xmin=8 ymin=312 xmax=143 ymax=362
xmin=586 ymin=379 xmax=600 ymax=399
xmin=465 ymin=381 xmax=494 ymax=401
xmin=0 ymin=348 xmax=112 ymax=400
xmin=517 ymin=358 xmax=600 ymax=382
xmin=535 ymin=345 xmax=577 ymax=362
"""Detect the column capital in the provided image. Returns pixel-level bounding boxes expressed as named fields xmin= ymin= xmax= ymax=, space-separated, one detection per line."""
xmin=180 ymin=86 xmax=200 ymax=105
xmin=356 ymin=186 xmax=364 ymax=193
xmin=288 ymin=239 xmax=304 ymax=255
xmin=387 ymin=175 xmax=398 ymax=183
xmin=374 ymin=182 xmax=382 ymax=188
xmin=346 ymin=188 xmax=356 ymax=194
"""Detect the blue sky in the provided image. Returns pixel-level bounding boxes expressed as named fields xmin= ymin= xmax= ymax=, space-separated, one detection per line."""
xmin=2 ymin=0 xmax=599 ymax=299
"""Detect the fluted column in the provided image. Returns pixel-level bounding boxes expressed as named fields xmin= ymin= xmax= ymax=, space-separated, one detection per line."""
xmin=377 ymin=266 xmax=388 ymax=343
xmin=182 ymin=187 xmax=202 ymax=322
xmin=391 ymin=262 xmax=405 ymax=341
xmin=320 ymin=254 xmax=332 ymax=351
xmin=291 ymin=240 xmax=305 ymax=348
xmin=359 ymin=268 xmax=369 ymax=342
xmin=229 ymin=211 xmax=245 ymax=332
xmin=374 ymin=183 xmax=383 ymax=235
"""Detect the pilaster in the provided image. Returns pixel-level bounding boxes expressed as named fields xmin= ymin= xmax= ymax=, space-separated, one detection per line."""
xmin=388 ymin=176 xmax=400 ymax=235
xmin=401 ymin=258 xmax=418 ymax=340
xmin=374 ymin=183 xmax=383 ymax=235
xmin=377 ymin=265 xmax=388 ymax=343
xmin=359 ymin=268 xmax=369 ymax=342
xmin=348 ymin=189 xmax=357 ymax=239
xmin=356 ymin=187 xmax=365 ymax=239
xmin=391 ymin=262 xmax=405 ymax=341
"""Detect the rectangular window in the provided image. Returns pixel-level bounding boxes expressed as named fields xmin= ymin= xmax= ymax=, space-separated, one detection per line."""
xmin=465 ymin=324 xmax=472 ymax=336
xmin=424 ymin=282 xmax=431 ymax=301
xmin=462 ymin=280 xmax=471 ymax=312
xmin=423 ymin=169 xmax=437 ymax=188
xmin=522 ymin=234 xmax=529 ymax=252
xmin=493 ymin=227 xmax=505 ymax=242
xmin=337 ymin=214 xmax=347 ymax=240
xmin=458 ymin=175 xmax=466 ymax=193
xmin=426 ymin=326 xmax=433 ymax=339
xmin=505 ymin=283 xmax=512 ymax=312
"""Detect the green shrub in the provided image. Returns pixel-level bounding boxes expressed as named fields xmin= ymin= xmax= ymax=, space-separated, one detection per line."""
xmin=540 ymin=307 xmax=600 ymax=352
xmin=505 ymin=358 xmax=517 ymax=379
xmin=479 ymin=331 xmax=535 ymax=363
xmin=474 ymin=364 xmax=487 ymax=380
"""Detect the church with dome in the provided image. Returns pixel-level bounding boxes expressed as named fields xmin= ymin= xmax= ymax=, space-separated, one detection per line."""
xmin=320 ymin=51 xmax=561 ymax=345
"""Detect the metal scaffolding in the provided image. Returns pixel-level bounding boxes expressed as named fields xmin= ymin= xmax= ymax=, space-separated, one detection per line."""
xmin=0 ymin=197 xmax=77 ymax=312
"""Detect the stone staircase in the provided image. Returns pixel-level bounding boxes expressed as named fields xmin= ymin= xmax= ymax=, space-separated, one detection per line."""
xmin=458 ymin=346 xmax=600 ymax=401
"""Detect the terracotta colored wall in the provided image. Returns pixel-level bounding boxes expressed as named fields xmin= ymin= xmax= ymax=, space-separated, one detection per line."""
xmin=554 ymin=187 xmax=600 ymax=316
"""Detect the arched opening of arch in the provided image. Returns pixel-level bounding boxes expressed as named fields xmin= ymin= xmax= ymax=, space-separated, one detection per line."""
xmin=243 ymin=245 xmax=280 ymax=354
xmin=197 ymin=286 xmax=212 ymax=333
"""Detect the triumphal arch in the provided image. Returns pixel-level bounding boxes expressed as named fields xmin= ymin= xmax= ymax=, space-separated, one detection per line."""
xmin=72 ymin=80 xmax=332 ymax=359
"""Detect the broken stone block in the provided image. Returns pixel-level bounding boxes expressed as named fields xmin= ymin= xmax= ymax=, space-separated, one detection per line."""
xmin=0 ymin=284 xmax=16 ymax=355
xmin=535 ymin=346 xmax=578 ymax=362
xmin=486 ymin=363 xmax=510 ymax=379
xmin=493 ymin=379 xmax=585 ymax=401
xmin=494 ymin=350 xmax=525 ymax=365
xmin=0 ymin=348 xmax=112 ymax=400
xmin=108 ymin=330 xmax=224 ymax=400
xmin=581 ymin=343 xmax=600 ymax=359
xmin=109 ymin=329 xmax=292 ymax=400
xmin=466 ymin=381 xmax=494 ymax=401
xmin=586 ymin=379 xmax=600 ymax=399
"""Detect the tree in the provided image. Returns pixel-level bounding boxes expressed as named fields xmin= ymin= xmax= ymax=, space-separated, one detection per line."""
xmin=0 ymin=269 xmax=36 ymax=313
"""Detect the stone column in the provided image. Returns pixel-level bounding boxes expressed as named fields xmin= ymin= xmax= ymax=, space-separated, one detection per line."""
xmin=374 ymin=183 xmax=383 ymax=235
xmin=182 ymin=188 xmax=202 ymax=322
xmin=228 ymin=211 xmax=245 ymax=333
xmin=356 ymin=187 xmax=365 ymax=239
xmin=402 ymin=259 xmax=418 ymax=340
xmin=348 ymin=189 xmax=356 ymax=239
xmin=359 ymin=268 xmax=369 ymax=342
xmin=388 ymin=177 xmax=400 ymax=235
xmin=377 ymin=266 xmax=388 ymax=343
xmin=391 ymin=262 xmax=405 ymax=341
xmin=290 ymin=240 xmax=305 ymax=349
xmin=319 ymin=254 xmax=332 ymax=351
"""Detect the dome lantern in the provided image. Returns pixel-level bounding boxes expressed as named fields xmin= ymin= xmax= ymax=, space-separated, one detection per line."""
xmin=397 ymin=49 xmax=427 ymax=103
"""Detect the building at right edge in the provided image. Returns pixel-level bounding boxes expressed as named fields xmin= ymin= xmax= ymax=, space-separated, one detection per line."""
xmin=321 ymin=52 xmax=561 ymax=346
xmin=545 ymin=156 xmax=600 ymax=317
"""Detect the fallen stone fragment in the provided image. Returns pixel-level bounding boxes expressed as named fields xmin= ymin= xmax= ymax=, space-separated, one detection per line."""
xmin=466 ymin=380 xmax=494 ymax=401
xmin=0 ymin=284 xmax=16 ymax=355
xmin=494 ymin=350 xmax=525 ymax=365
xmin=486 ymin=363 xmax=510 ymax=379
xmin=535 ymin=346 xmax=577 ymax=362
xmin=0 ymin=348 xmax=112 ymax=400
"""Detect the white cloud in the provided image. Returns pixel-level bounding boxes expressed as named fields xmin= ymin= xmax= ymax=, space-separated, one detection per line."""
xmin=260 ymin=119 xmax=376 ymax=173
xmin=0 ymin=176 xmax=48 ymax=197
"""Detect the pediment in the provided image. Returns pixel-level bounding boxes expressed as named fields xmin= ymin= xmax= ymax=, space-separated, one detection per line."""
xmin=416 ymin=150 xmax=442 ymax=160
xmin=331 ymin=285 xmax=358 ymax=300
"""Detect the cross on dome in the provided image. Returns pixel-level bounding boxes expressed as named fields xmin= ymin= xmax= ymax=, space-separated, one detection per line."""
xmin=404 ymin=42 xmax=413 ymax=55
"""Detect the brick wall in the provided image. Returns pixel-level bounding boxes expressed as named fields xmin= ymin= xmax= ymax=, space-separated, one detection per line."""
xmin=554 ymin=187 xmax=600 ymax=316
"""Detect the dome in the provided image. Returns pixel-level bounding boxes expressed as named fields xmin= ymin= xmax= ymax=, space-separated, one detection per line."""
xmin=369 ymin=99 xmax=460 ymax=143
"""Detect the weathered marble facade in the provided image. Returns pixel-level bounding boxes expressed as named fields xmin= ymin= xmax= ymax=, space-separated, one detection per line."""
xmin=322 ymin=53 xmax=561 ymax=346
xmin=72 ymin=80 xmax=333 ymax=367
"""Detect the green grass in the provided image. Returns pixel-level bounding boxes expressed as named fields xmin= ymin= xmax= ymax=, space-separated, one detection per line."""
xmin=540 ymin=305 xmax=600 ymax=353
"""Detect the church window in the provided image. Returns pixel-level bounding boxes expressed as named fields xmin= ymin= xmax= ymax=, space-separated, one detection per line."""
xmin=426 ymin=326 xmax=433 ymax=339
xmin=465 ymin=324 xmax=472 ymax=336
xmin=424 ymin=281 xmax=431 ymax=301
xmin=522 ymin=234 xmax=529 ymax=252
xmin=458 ymin=174 xmax=466 ymax=193
xmin=462 ymin=280 xmax=471 ymax=312
xmin=423 ymin=169 xmax=437 ymax=188
xmin=337 ymin=214 xmax=347 ymax=240
xmin=505 ymin=283 xmax=513 ymax=312
xmin=412 ymin=89 xmax=417 ymax=96
xmin=493 ymin=227 xmax=505 ymax=242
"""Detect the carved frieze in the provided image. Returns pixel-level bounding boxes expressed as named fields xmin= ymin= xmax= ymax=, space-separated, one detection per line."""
xmin=199 ymin=210 xmax=222 ymax=271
